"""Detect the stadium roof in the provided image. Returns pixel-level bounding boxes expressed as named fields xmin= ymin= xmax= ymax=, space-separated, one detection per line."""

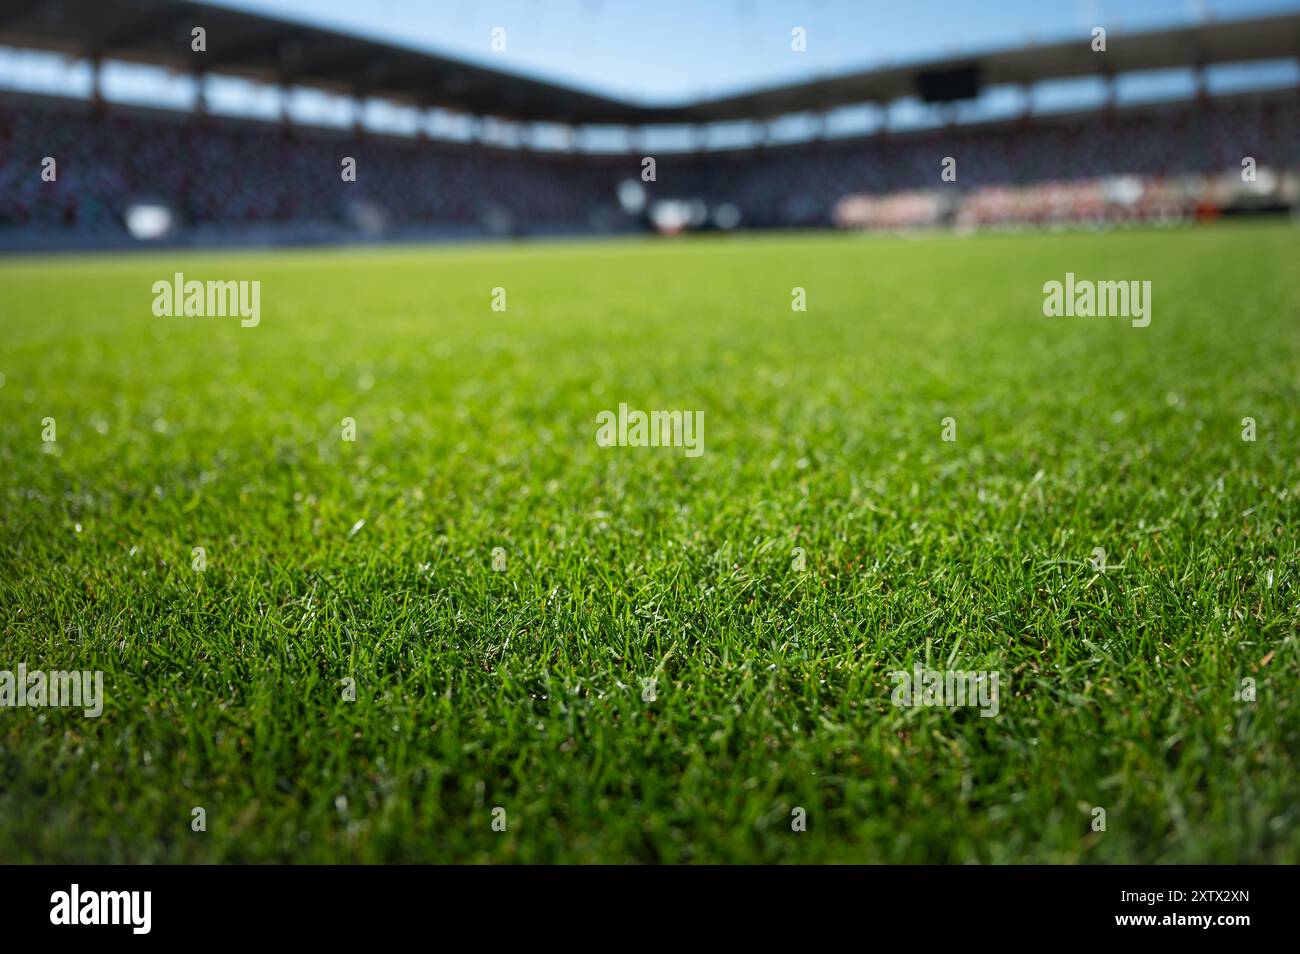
xmin=664 ymin=11 xmax=1300 ymax=121
xmin=0 ymin=0 xmax=640 ymax=122
xmin=2 ymin=1 xmax=1298 ymax=124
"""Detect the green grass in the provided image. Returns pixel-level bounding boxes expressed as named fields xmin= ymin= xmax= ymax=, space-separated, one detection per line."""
xmin=1 ymin=224 xmax=1297 ymax=863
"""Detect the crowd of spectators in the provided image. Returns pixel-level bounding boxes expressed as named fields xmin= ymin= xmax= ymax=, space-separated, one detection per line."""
xmin=0 ymin=92 xmax=1294 ymax=240
xmin=0 ymin=102 xmax=625 ymax=235
xmin=683 ymin=95 xmax=1298 ymax=227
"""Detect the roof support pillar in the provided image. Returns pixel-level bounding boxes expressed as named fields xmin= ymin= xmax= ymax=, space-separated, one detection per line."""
xmin=692 ymin=123 xmax=708 ymax=153
xmin=352 ymin=95 xmax=366 ymax=138
xmin=88 ymin=55 xmax=107 ymax=117
xmin=812 ymin=110 xmax=829 ymax=141
xmin=278 ymin=83 xmax=293 ymax=134
xmin=1195 ymin=61 xmax=1210 ymax=103
xmin=193 ymin=70 xmax=209 ymax=124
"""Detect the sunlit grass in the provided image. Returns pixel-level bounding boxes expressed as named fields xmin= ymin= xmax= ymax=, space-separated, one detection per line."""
xmin=1 ymin=224 xmax=1297 ymax=862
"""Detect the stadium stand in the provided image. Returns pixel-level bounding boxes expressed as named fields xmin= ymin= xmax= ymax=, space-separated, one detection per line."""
xmin=0 ymin=96 xmax=629 ymax=239
xmin=0 ymin=1 xmax=1296 ymax=247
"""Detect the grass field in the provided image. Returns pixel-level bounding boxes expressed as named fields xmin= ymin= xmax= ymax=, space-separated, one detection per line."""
xmin=1 ymin=224 xmax=1297 ymax=863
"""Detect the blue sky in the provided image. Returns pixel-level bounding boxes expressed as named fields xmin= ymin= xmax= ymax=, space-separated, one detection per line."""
xmin=206 ymin=0 xmax=1300 ymax=102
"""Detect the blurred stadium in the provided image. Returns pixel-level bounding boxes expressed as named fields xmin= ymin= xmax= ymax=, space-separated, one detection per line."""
xmin=0 ymin=0 xmax=1296 ymax=250
xmin=2 ymin=2 xmax=1299 ymax=870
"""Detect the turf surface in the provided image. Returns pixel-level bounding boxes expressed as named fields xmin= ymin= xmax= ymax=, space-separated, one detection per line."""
xmin=1 ymin=224 xmax=1297 ymax=862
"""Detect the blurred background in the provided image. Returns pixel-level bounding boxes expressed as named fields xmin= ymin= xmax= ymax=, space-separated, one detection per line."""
xmin=0 ymin=0 xmax=1296 ymax=251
